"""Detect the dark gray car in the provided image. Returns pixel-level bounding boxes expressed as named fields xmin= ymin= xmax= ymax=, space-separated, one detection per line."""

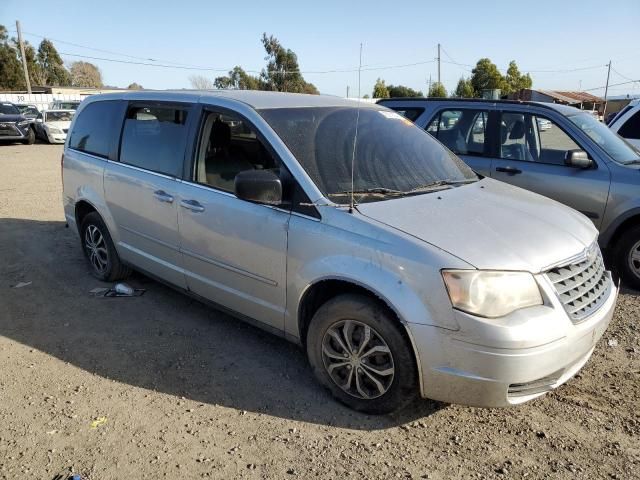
xmin=379 ymin=98 xmax=640 ymax=289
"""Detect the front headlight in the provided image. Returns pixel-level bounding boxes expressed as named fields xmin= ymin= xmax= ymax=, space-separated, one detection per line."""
xmin=442 ymin=270 xmax=543 ymax=318
xmin=47 ymin=126 xmax=63 ymax=134
xmin=17 ymin=120 xmax=30 ymax=127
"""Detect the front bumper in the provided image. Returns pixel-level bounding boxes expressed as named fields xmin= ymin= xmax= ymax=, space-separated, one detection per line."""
xmin=0 ymin=124 xmax=30 ymax=140
xmin=408 ymin=272 xmax=617 ymax=407
xmin=46 ymin=132 xmax=67 ymax=144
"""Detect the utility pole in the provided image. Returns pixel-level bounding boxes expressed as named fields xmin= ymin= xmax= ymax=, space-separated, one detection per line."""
xmin=428 ymin=75 xmax=432 ymax=96
xmin=16 ymin=20 xmax=32 ymax=94
xmin=346 ymin=85 xmax=350 ymax=98
xmin=437 ymin=43 xmax=441 ymax=85
xmin=603 ymin=60 xmax=611 ymax=118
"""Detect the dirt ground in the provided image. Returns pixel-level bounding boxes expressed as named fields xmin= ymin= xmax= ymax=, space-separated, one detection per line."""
xmin=1 ymin=144 xmax=639 ymax=480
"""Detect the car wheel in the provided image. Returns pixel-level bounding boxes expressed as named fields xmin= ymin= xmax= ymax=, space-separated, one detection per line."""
xmin=80 ymin=212 xmax=131 ymax=282
xmin=615 ymin=225 xmax=640 ymax=291
xmin=306 ymin=293 xmax=418 ymax=414
xmin=23 ymin=128 xmax=35 ymax=145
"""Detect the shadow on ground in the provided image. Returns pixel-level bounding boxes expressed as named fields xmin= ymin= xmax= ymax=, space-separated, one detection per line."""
xmin=0 ymin=218 xmax=444 ymax=430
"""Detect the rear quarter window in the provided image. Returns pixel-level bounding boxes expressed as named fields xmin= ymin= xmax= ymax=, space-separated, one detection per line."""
xmin=68 ymin=101 xmax=122 ymax=159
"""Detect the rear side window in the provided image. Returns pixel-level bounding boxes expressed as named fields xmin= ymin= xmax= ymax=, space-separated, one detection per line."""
xmin=387 ymin=107 xmax=424 ymax=122
xmin=618 ymin=110 xmax=640 ymax=139
xmin=427 ymin=109 xmax=489 ymax=156
xmin=119 ymin=104 xmax=190 ymax=177
xmin=69 ymin=101 xmax=121 ymax=158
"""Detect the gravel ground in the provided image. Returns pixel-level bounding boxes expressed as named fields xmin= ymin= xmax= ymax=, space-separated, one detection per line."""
xmin=1 ymin=144 xmax=639 ymax=480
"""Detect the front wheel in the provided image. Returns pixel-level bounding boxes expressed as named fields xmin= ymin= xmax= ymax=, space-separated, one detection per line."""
xmin=306 ymin=294 xmax=418 ymax=414
xmin=615 ymin=225 xmax=640 ymax=290
xmin=23 ymin=128 xmax=35 ymax=145
xmin=80 ymin=212 xmax=131 ymax=282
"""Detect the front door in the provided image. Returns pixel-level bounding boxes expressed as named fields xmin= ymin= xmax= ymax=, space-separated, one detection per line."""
xmin=176 ymin=108 xmax=290 ymax=331
xmin=491 ymin=110 xmax=610 ymax=228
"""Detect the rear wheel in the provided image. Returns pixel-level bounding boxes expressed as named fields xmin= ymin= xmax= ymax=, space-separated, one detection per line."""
xmin=306 ymin=293 xmax=418 ymax=414
xmin=80 ymin=212 xmax=131 ymax=282
xmin=615 ymin=225 xmax=640 ymax=290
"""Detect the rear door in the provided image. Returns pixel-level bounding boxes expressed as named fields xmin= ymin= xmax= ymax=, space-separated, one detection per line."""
xmin=424 ymin=107 xmax=495 ymax=176
xmin=491 ymin=109 xmax=610 ymax=227
xmin=104 ymin=101 xmax=195 ymax=288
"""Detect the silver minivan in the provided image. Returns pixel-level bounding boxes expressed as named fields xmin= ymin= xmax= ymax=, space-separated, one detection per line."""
xmin=62 ymin=91 xmax=617 ymax=414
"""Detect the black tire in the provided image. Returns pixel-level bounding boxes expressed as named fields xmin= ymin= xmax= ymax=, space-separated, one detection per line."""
xmin=23 ymin=128 xmax=35 ymax=145
xmin=614 ymin=225 xmax=640 ymax=291
xmin=306 ymin=293 xmax=418 ymax=414
xmin=80 ymin=212 xmax=131 ymax=282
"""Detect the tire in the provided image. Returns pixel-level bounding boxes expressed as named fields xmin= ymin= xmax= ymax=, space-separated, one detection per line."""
xmin=614 ymin=225 xmax=640 ymax=291
xmin=23 ymin=128 xmax=35 ymax=145
xmin=80 ymin=212 xmax=131 ymax=282
xmin=306 ymin=293 xmax=418 ymax=414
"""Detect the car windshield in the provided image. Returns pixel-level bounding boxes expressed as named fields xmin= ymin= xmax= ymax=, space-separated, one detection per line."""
xmin=17 ymin=105 xmax=39 ymax=117
xmin=567 ymin=112 xmax=640 ymax=165
xmin=45 ymin=111 xmax=74 ymax=122
xmin=259 ymin=106 xmax=477 ymax=203
xmin=0 ymin=103 xmax=20 ymax=115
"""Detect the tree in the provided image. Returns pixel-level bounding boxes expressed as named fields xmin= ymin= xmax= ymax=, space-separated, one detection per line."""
xmin=470 ymin=58 xmax=504 ymax=96
xmin=0 ymin=25 xmax=26 ymax=90
xmin=259 ymin=33 xmax=318 ymax=94
xmin=372 ymin=78 xmax=389 ymax=98
xmin=387 ymin=84 xmax=423 ymax=98
xmin=127 ymin=82 xmax=143 ymax=90
xmin=189 ymin=75 xmax=214 ymax=89
xmin=37 ymin=39 xmax=71 ymax=86
xmin=503 ymin=60 xmax=532 ymax=95
xmin=452 ymin=76 xmax=475 ymax=98
xmin=70 ymin=61 xmax=103 ymax=88
xmin=214 ymin=66 xmax=261 ymax=90
xmin=428 ymin=82 xmax=447 ymax=98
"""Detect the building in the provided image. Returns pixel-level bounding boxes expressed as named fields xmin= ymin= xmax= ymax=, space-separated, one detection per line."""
xmin=508 ymin=89 xmax=603 ymax=114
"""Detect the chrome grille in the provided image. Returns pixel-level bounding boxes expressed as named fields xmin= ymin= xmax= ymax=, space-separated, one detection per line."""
xmin=546 ymin=243 xmax=611 ymax=323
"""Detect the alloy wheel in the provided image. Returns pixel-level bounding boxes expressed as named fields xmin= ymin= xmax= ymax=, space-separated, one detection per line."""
xmin=629 ymin=239 xmax=640 ymax=279
xmin=321 ymin=320 xmax=395 ymax=400
xmin=84 ymin=225 xmax=108 ymax=275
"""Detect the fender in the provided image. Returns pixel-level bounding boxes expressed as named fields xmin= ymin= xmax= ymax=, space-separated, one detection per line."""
xmin=285 ymin=253 xmax=462 ymax=340
xmin=600 ymin=204 xmax=640 ymax=246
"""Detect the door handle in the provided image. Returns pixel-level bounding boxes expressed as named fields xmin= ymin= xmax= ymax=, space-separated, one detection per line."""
xmin=495 ymin=166 xmax=522 ymax=175
xmin=180 ymin=199 xmax=205 ymax=213
xmin=153 ymin=190 xmax=174 ymax=203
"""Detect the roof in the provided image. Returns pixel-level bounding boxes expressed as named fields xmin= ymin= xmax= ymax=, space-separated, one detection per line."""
xmin=85 ymin=90 xmax=380 ymax=110
xmin=537 ymin=90 xmax=602 ymax=104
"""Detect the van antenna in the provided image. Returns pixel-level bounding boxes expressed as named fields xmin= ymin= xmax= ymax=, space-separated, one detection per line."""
xmin=349 ymin=43 xmax=363 ymax=214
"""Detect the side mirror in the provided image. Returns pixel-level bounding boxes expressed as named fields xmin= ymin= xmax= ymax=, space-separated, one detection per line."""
xmin=565 ymin=150 xmax=593 ymax=169
xmin=235 ymin=169 xmax=282 ymax=205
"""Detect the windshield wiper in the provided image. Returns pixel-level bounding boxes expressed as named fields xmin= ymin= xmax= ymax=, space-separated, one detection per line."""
xmin=328 ymin=187 xmax=407 ymax=197
xmin=406 ymin=178 xmax=477 ymax=194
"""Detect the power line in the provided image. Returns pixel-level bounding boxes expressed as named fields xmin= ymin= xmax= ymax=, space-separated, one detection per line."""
xmin=582 ymin=79 xmax=640 ymax=92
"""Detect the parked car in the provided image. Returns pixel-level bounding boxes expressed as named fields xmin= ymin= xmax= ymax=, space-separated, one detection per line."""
xmin=35 ymin=109 xmax=75 ymax=144
xmin=63 ymin=91 xmax=617 ymax=413
xmin=536 ymin=117 xmax=552 ymax=131
xmin=378 ymin=97 xmax=640 ymax=289
xmin=608 ymin=99 xmax=640 ymax=149
xmin=50 ymin=99 xmax=82 ymax=110
xmin=0 ymin=102 xmax=35 ymax=144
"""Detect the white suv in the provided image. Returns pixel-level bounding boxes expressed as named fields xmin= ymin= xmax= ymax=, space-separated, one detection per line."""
xmin=609 ymin=99 xmax=640 ymax=149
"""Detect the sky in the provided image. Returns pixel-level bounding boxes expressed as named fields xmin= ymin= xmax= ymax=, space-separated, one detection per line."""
xmin=2 ymin=0 xmax=639 ymax=98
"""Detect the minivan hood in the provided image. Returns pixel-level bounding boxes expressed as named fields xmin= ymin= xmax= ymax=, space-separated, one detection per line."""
xmin=357 ymin=178 xmax=597 ymax=273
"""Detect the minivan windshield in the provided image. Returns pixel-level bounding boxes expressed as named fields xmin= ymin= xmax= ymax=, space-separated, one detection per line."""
xmin=259 ymin=106 xmax=477 ymax=203
xmin=567 ymin=112 xmax=640 ymax=165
